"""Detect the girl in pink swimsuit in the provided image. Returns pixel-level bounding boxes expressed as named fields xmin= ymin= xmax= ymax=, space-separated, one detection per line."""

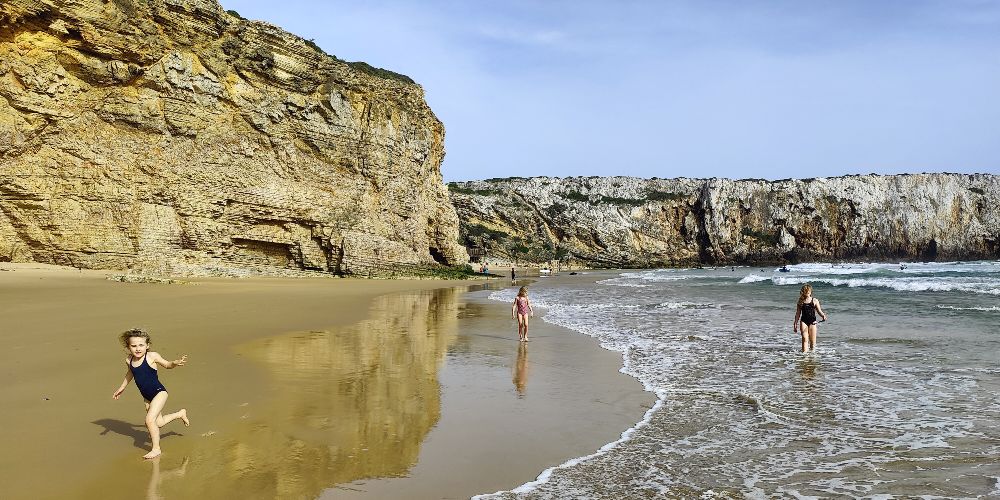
xmin=512 ymin=286 xmax=534 ymax=342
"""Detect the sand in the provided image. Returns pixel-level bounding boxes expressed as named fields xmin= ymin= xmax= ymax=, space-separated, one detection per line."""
xmin=0 ymin=264 xmax=651 ymax=500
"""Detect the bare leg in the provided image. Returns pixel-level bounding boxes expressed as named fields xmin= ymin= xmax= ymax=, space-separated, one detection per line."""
xmin=522 ymin=314 xmax=530 ymax=341
xmin=155 ymin=408 xmax=189 ymax=428
xmin=144 ymin=392 xmax=169 ymax=459
xmin=517 ymin=315 xmax=526 ymax=341
xmin=808 ymin=325 xmax=818 ymax=351
xmin=800 ymin=322 xmax=809 ymax=352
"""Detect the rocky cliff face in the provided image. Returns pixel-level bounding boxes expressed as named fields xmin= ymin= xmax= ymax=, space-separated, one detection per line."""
xmin=449 ymin=174 xmax=1000 ymax=267
xmin=0 ymin=0 xmax=467 ymax=274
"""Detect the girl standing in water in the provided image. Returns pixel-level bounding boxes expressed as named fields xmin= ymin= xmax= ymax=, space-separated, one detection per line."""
xmin=793 ymin=284 xmax=828 ymax=352
xmin=112 ymin=328 xmax=190 ymax=459
xmin=512 ymin=286 xmax=534 ymax=342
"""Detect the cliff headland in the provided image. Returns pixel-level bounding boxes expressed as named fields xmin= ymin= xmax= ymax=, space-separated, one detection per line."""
xmin=449 ymin=174 xmax=999 ymax=268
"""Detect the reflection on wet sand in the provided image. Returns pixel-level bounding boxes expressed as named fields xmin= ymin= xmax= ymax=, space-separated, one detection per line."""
xmin=513 ymin=343 xmax=529 ymax=398
xmin=137 ymin=287 xmax=459 ymax=499
xmin=146 ymin=457 xmax=188 ymax=500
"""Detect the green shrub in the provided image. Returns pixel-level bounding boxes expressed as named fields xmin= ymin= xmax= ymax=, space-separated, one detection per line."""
xmin=647 ymin=191 xmax=687 ymax=202
xmin=346 ymin=61 xmax=415 ymax=84
xmin=562 ymin=191 xmax=591 ymax=203
xmin=447 ymin=183 xmax=495 ymax=196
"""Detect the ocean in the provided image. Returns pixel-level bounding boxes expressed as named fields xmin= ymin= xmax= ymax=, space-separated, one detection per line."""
xmin=481 ymin=261 xmax=1000 ymax=498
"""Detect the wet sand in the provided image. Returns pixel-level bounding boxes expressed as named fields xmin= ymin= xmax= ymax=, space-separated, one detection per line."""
xmin=0 ymin=264 xmax=650 ymax=499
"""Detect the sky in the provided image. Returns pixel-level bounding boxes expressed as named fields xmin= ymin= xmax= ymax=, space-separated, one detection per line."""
xmin=220 ymin=0 xmax=1000 ymax=182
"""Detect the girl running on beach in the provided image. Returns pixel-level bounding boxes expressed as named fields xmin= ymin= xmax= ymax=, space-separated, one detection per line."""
xmin=112 ymin=328 xmax=190 ymax=459
xmin=793 ymin=284 xmax=828 ymax=352
xmin=512 ymin=286 xmax=534 ymax=342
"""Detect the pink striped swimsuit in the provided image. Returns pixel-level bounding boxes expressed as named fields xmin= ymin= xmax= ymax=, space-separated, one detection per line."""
xmin=515 ymin=296 xmax=530 ymax=315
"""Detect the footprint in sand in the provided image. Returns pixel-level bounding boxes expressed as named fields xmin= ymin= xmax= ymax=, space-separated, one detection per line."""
xmin=201 ymin=431 xmax=216 ymax=437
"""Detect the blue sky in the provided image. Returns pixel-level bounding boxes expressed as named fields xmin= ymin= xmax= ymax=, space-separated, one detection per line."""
xmin=220 ymin=0 xmax=1000 ymax=181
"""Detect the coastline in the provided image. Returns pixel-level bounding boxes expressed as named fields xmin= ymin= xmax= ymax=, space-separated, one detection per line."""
xmin=0 ymin=264 xmax=651 ymax=500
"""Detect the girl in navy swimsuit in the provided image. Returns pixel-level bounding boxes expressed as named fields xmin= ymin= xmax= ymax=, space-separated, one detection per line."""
xmin=112 ymin=328 xmax=190 ymax=459
xmin=793 ymin=284 xmax=828 ymax=352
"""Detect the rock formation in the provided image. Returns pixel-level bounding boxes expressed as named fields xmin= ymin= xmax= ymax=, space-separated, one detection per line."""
xmin=449 ymin=174 xmax=1000 ymax=267
xmin=0 ymin=0 xmax=468 ymax=275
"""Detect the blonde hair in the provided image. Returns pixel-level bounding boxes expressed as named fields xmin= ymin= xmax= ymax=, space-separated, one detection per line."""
xmin=517 ymin=286 xmax=528 ymax=297
xmin=119 ymin=328 xmax=151 ymax=350
xmin=797 ymin=284 xmax=813 ymax=305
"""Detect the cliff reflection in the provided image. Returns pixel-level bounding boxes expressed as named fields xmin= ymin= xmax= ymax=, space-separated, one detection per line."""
xmin=162 ymin=287 xmax=460 ymax=499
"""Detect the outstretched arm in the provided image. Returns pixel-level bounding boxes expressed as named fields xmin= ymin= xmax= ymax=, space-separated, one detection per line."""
xmin=793 ymin=304 xmax=802 ymax=332
xmin=149 ymin=352 xmax=188 ymax=369
xmin=815 ymin=299 xmax=828 ymax=321
xmin=113 ymin=364 xmax=133 ymax=399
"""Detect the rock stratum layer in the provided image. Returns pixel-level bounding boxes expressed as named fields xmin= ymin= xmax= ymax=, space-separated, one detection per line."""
xmin=449 ymin=174 xmax=1000 ymax=267
xmin=0 ymin=0 xmax=467 ymax=275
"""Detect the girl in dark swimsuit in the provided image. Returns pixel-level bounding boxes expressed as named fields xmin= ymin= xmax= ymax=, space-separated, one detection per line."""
xmin=112 ymin=328 xmax=190 ymax=459
xmin=794 ymin=284 xmax=828 ymax=352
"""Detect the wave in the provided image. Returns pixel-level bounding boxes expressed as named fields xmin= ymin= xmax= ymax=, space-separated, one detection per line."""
xmin=655 ymin=301 xmax=716 ymax=309
xmin=756 ymin=275 xmax=1000 ymax=295
xmin=936 ymin=305 xmax=1000 ymax=312
xmin=739 ymin=274 xmax=770 ymax=283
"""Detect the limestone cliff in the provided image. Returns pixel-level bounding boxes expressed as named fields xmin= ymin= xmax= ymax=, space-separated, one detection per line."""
xmin=0 ymin=0 xmax=468 ymax=275
xmin=449 ymin=174 xmax=1000 ymax=267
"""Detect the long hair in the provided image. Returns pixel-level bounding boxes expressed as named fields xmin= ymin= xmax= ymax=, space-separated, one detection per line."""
xmin=517 ymin=286 xmax=528 ymax=297
xmin=797 ymin=284 xmax=813 ymax=305
xmin=119 ymin=328 xmax=151 ymax=351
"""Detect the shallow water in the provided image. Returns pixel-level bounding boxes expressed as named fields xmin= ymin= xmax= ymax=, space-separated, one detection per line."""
xmin=481 ymin=261 xmax=1000 ymax=498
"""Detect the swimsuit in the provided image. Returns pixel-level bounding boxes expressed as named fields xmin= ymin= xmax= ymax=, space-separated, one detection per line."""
xmin=129 ymin=354 xmax=167 ymax=401
xmin=800 ymin=299 xmax=818 ymax=326
xmin=515 ymin=296 xmax=530 ymax=316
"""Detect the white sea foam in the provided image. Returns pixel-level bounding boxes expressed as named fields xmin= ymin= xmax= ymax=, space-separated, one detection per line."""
xmin=767 ymin=276 xmax=1000 ymax=295
xmin=936 ymin=304 xmax=1000 ymax=312
xmin=740 ymin=274 xmax=771 ymax=283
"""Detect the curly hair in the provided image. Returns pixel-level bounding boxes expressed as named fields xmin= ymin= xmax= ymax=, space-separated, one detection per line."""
xmin=119 ymin=328 xmax=151 ymax=350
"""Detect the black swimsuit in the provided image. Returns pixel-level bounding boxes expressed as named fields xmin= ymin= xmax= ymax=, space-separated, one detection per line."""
xmin=129 ymin=354 xmax=167 ymax=401
xmin=800 ymin=299 xmax=818 ymax=326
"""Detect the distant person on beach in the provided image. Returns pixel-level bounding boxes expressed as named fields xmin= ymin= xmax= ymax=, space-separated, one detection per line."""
xmin=511 ymin=266 xmax=516 ymax=284
xmin=512 ymin=286 xmax=534 ymax=342
xmin=793 ymin=284 xmax=828 ymax=352
xmin=112 ymin=328 xmax=190 ymax=459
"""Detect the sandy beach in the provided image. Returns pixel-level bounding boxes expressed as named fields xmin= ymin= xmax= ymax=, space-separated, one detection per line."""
xmin=0 ymin=264 xmax=650 ymax=500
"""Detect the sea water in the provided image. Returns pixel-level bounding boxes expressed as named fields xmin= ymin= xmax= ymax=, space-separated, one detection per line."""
xmin=480 ymin=261 xmax=1000 ymax=498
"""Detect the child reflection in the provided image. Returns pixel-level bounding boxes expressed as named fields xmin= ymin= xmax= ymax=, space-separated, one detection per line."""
xmin=512 ymin=343 xmax=529 ymax=398
xmin=146 ymin=456 xmax=189 ymax=500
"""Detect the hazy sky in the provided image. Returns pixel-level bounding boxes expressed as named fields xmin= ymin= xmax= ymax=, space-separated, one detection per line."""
xmin=221 ymin=0 xmax=1000 ymax=181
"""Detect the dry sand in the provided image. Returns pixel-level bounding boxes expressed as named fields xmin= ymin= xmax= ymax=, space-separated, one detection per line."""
xmin=0 ymin=264 xmax=650 ymax=500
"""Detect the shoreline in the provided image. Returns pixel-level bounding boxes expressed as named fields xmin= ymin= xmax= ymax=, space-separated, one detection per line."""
xmin=0 ymin=264 xmax=650 ymax=500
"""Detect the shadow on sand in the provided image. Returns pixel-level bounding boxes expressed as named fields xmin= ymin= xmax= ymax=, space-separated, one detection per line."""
xmin=92 ymin=418 xmax=182 ymax=450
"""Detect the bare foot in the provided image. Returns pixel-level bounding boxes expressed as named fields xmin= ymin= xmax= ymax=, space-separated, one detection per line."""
xmin=143 ymin=449 xmax=162 ymax=459
xmin=524 ymin=338 xmax=530 ymax=342
xmin=180 ymin=409 xmax=190 ymax=427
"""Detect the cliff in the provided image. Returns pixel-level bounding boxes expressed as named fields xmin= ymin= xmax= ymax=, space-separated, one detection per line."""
xmin=448 ymin=174 xmax=1000 ymax=267
xmin=0 ymin=0 xmax=468 ymax=275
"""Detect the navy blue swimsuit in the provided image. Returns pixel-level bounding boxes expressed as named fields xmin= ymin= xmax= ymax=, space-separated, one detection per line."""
xmin=130 ymin=354 xmax=167 ymax=401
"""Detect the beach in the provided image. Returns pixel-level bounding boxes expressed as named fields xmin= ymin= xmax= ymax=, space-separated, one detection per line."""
xmin=0 ymin=264 xmax=651 ymax=500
